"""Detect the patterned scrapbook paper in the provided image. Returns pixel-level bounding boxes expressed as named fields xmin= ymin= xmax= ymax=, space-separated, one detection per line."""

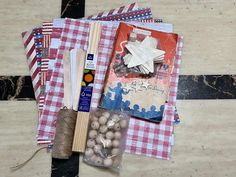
xmin=46 ymin=19 xmax=65 ymax=94
xmin=86 ymin=2 xmax=139 ymax=19
xmin=33 ymin=28 xmax=43 ymax=112
xmin=39 ymin=22 xmax=53 ymax=111
xmin=22 ymin=31 xmax=41 ymax=107
xmin=95 ymin=8 xmax=153 ymax=21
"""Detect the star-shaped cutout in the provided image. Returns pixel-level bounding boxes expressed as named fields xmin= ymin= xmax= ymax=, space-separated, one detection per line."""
xmin=123 ymin=36 xmax=165 ymax=74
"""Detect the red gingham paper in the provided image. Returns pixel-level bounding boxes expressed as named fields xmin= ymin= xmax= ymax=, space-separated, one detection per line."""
xmin=125 ymin=36 xmax=183 ymax=159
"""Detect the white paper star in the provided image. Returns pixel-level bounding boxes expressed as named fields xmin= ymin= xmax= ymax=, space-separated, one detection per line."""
xmin=123 ymin=36 xmax=165 ymax=74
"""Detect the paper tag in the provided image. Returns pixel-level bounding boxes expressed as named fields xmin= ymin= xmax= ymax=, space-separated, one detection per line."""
xmin=133 ymin=28 xmax=151 ymax=36
xmin=78 ymin=86 xmax=93 ymax=112
xmin=85 ymin=53 xmax=97 ymax=70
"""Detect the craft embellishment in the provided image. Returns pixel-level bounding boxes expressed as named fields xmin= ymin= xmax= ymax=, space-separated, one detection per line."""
xmin=123 ymin=35 xmax=165 ymax=74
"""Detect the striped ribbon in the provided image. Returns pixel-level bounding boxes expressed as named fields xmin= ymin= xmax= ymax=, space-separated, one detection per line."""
xmin=39 ymin=22 xmax=53 ymax=111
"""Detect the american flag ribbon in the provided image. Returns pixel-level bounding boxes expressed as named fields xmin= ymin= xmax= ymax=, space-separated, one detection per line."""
xmin=33 ymin=28 xmax=43 ymax=112
xmin=39 ymin=22 xmax=53 ymax=111
xmin=42 ymin=22 xmax=53 ymax=35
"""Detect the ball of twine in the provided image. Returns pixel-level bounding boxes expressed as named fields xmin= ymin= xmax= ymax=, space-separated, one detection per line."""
xmin=52 ymin=107 xmax=77 ymax=159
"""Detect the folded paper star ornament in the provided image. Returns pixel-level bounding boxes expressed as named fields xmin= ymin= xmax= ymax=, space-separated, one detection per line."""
xmin=124 ymin=36 xmax=165 ymax=74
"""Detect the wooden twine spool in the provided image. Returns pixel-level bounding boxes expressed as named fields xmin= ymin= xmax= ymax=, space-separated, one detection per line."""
xmin=52 ymin=107 xmax=77 ymax=159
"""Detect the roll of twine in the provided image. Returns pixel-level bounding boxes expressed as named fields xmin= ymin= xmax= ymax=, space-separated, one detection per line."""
xmin=52 ymin=107 xmax=77 ymax=159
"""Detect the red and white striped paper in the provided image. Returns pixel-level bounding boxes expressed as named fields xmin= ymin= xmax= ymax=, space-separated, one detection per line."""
xmin=22 ymin=31 xmax=41 ymax=108
xmin=85 ymin=2 xmax=139 ymax=19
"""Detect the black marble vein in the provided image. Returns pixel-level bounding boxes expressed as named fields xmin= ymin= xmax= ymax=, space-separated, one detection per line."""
xmin=1 ymin=75 xmax=236 ymax=101
xmin=61 ymin=0 xmax=85 ymax=18
xmin=0 ymin=76 xmax=35 ymax=100
xmin=177 ymin=75 xmax=236 ymax=99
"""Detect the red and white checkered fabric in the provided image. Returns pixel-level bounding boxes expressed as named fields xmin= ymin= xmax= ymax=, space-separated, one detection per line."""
xmin=125 ymin=36 xmax=183 ymax=159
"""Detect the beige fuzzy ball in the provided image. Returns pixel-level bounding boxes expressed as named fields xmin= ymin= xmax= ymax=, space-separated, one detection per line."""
xmin=91 ymin=121 xmax=100 ymax=130
xmin=96 ymin=134 xmax=104 ymax=144
xmin=111 ymin=114 xmax=120 ymax=122
xmin=107 ymin=120 xmax=115 ymax=129
xmin=99 ymin=125 xmax=108 ymax=134
xmin=114 ymin=131 xmax=121 ymax=139
xmin=87 ymin=139 xmax=96 ymax=148
xmin=91 ymin=116 xmax=98 ymax=122
xmin=103 ymin=158 xmax=113 ymax=167
xmin=120 ymin=119 xmax=128 ymax=128
xmin=85 ymin=148 xmax=94 ymax=157
xmin=90 ymin=154 xmax=97 ymax=162
xmin=99 ymin=116 xmax=108 ymax=125
xmin=94 ymin=110 xmax=102 ymax=117
xmin=112 ymin=140 xmax=120 ymax=148
xmin=111 ymin=148 xmax=121 ymax=156
xmin=104 ymin=139 xmax=112 ymax=148
xmin=114 ymin=123 xmax=121 ymax=131
xmin=102 ymin=111 xmax=110 ymax=118
xmin=94 ymin=156 xmax=103 ymax=166
xmin=89 ymin=130 xmax=98 ymax=139
xmin=94 ymin=144 xmax=102 ymax=154
xmin=106 ymin=131 xmax=114 ymax=139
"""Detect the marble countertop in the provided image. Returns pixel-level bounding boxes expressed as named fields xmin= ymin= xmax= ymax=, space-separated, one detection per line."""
xmin=0 ymin=0 xmax=236 ymax=177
